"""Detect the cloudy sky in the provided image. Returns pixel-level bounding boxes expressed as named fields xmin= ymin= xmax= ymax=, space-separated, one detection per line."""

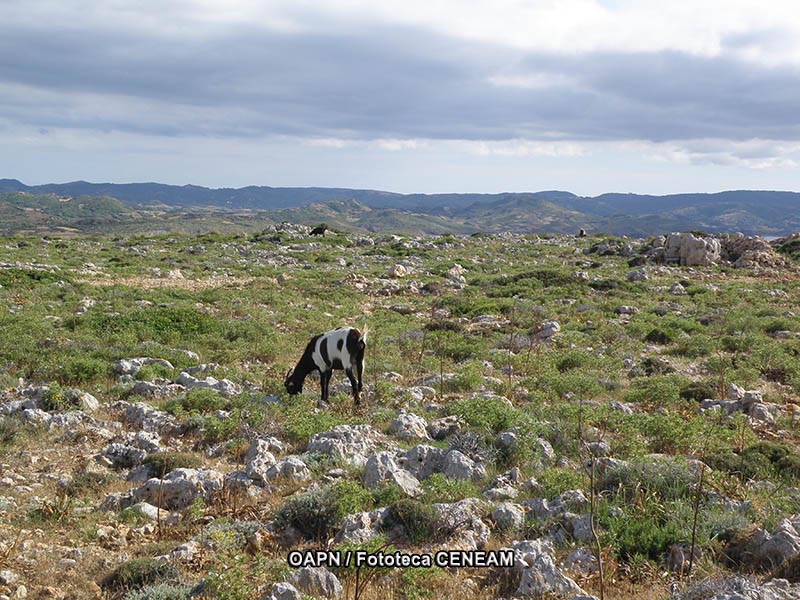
xmin=3 ymin=0 xmax=800 ymax=195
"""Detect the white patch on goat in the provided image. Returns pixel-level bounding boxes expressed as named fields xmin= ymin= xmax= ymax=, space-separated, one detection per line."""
xmin=312 ymin=327 xmax=353 ymax=372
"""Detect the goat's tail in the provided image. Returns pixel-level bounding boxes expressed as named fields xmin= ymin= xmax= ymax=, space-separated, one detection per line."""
xmin=359 ymin=323 xmax=369 ymax=346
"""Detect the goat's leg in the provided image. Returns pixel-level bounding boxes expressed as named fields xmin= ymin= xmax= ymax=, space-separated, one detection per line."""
xmin=345 ymin=368 xmax=360 ymax=405
xmin=320 ymin=370 xmax=331 ymax=404
xmin=356 ymin=359 xmax=364 ymax=393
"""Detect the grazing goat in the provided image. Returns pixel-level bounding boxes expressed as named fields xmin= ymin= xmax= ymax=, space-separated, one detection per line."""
xmin=284 ymin=326 xmax=366 ymax=405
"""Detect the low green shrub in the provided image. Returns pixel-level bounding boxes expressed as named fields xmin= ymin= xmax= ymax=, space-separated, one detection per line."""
xmin=600 ymin=457 xmax=695 ymax=501
xmin=449 ymin=396 xmax=519 ymax=433
xmin=124 ymin=583 xmax=194 ymax=600
xmin=63 ymin=471 xmax=114 ymax=498
xmin=142 ymin=451 xmax=203 ymax=476
xmin=273 ymin=483 xmax=369 ymax=541
xmin=385 ymin=499 xmax=438 ymax=544
xmin=102 ymin=558 xmax=178 ymax=594
xmin=421 ymin=474 xmax=481 ymax=504
xmin=704 ymin=441 xmax=800 ymax=483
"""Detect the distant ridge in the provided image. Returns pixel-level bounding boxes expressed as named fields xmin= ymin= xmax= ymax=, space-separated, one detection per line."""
xmin=2 ymin=178 xmax=800 ymax=236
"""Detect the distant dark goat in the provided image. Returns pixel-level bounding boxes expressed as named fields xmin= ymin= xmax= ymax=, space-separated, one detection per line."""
xmin=284 ymin=326 xmax=367 ymax=405
xmin=310 ymin=224 xmax=328 ymax=235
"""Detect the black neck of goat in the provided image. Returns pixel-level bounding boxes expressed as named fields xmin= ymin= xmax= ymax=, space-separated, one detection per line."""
xmin=284 ymin=327 xmax=366 ymax=405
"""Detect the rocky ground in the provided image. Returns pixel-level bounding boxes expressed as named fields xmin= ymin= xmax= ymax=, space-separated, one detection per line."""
xmin=0 ymin=227 xmax=798 ymax=600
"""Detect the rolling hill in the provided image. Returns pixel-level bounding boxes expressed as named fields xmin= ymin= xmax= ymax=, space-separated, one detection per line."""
xmin=2 ymin=179 xmax=800 ymax=236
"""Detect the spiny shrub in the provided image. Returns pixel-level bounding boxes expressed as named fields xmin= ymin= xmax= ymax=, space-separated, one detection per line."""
xmin=447 ymin=430 xmax=494 ymax=463
xmin=0 ymin=417 xmax=20 ymax=449
xmin=554 ymin=349 xmax=595 ymax=373
xmin=40 ymin=383 xmax=84 ymax=412
xmin=680 ymin=380 xmax=717 ymax=402
xmin=602 ymin=507 xmax=683 ymax=562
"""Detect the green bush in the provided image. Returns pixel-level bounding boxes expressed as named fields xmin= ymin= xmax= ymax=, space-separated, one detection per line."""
xmin=274 ymin=487 xmax=340 ymax=541
xmin=704 ymin=441 xmax=800 ymax=483
xmin=135 ymin=363 xmax=176 ymax=382
xmin=142 ymin=451 xmax=203 ymax=477
xmin=601 ymin=458 xmax=695 ymax=501
xmin=680 ymin=380 xmax=717 ymax=402
xmin=0 ymin=417 xmax=21 ymax=450
xmin=199 ymin=520 xmax=270 ymax=551
xmin=57 ymin=355 xmax=110 ymax=386
xmin=164 ymin=387 xmax=228 ymax=416
xmin=537 ymin=467 xmax=584 ymax=498
xmin=602 ymin=508 xmax=683 ymax=562
xmin=40 ymin=384 xmax=92 ymax=412
xmin=555 ymin=349 xmax=595 ymax=373
xmin=449 ymin=396 xmax=518 ymax=433
xmin=102 ymin=558 xmax=178 ymax=594
xmin=385 ymin=499 xmax=438 ymax=544
xmin=623 ymin=375 xmax=681 ymax=407
xmin=421 ymin=474 xmax=480 ymax=504
xmin=124 ymin=584 xmax=194 ymax=600
xmin=64 ymin=471 xmax=114 ymax=498
xmin=644 ymin=327 xmax=676 ymax=344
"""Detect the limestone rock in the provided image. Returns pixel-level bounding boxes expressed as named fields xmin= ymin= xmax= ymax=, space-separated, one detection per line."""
xmin=286 ymin=567 xmax=342 ymax=599
xmin=389 ymin=411 xmax=431 ymax=441
xmin=511 ymin=538 xmax=586 ymax=598
xmin=132 ymin=468 xmax=224 ymax=510
xmin=362 ymin=451 xmax=422 ymax=497
xmin=307 ymin=425 xmax=388 ymax=468
xmin=334 ymin=507 xmax=390 ymax=544
xmin=265 ymin=456 xmax=312 ymax=483
xmin=245 ymin=439 xmax=278 ymax=485
xmin=492 ymin=502 xmax=525 ymax=531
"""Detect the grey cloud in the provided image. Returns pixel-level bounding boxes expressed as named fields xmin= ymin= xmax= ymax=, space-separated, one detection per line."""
xmin=2 ymin=13 xmax=800 ymax=146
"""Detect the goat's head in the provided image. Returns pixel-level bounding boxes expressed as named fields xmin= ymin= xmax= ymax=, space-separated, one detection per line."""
xmin=283 ymin=367 xmax=302 ymax=395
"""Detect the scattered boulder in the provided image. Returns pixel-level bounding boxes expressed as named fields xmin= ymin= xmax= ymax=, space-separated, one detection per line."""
xmin=671 ymin=576 xmax=800 ymax=600
xmin=265 ymin=582 xmax=302 ymax=600
xmin=363 ymin=451 xmax=423 ymax=497
xmin=389 ymin=411 xmax=431 ymax=441
xmin=132 ymin=468 xmax=224 ymax=510
xmin=663 ymin=232 xmax=721 ymax=266
xmin=626 ymin=268 xmax=648 ymax=282
xmin=286 ymin=566 xmax=342 ymax=599
xmin=510 ymin=538 xmax=586 ymax=598
xmin=434 ymin=498 xmax=490 ymax=550
xmin=536 ymin=321 xmax=560 ymax=342
xmin=334 ymin=507 xmax=390 ymax=544
xmin=114 ymin=357 xmax=174 ymax=377
xmin=265 ymin=456 xmax=312 ymax=483
xmin=492 ymin=502 xmax=525 ymax=531
xmin=426 ymin=416 xmax=462 ymax=440
xmin=387 ymin=264 xmax=408 ymax=278
xmin=175 ymin=372 xmax=242 ymax=397
xmin=727 ymin=517 xmax=800 ymax=570
xmin=307 ymin=425 xmax=389 ymax=468
xmin=245 ymin=439 xmax=278 ymax=485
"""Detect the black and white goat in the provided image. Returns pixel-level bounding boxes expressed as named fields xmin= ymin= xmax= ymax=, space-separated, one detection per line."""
xmin=284 ymin=326 xmax=367 ymax=405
